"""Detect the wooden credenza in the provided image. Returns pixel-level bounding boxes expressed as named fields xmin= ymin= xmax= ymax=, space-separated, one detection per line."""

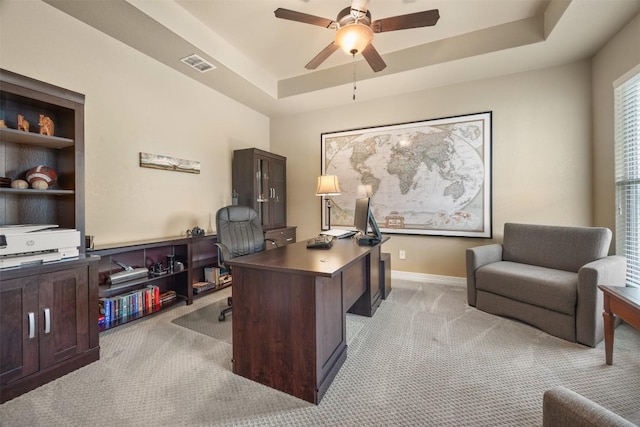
xmin=229 ymin=236 xmax=386 ymax=404
xmin=0 ymin=256 xmax=100 ymax=403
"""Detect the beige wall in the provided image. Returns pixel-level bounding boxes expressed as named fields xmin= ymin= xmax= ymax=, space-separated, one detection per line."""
xmin=272 ymin=61 xmax=593 ymax=278
xmin=592 ymin=13 xmax=640 ymax=246
xmin=0 ymin=0 xmax=270 ymax=245
xmin=3 ymin=1 xmax=635 ymax=277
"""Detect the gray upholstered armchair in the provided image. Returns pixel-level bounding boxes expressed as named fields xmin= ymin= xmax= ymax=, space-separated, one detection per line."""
xmin=466 ymin=223 xmax=626 ymax=347
xmin=543 ymin=386 xmax=636 ymax=426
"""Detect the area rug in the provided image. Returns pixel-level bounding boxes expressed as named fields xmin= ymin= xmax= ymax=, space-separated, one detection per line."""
xmin=171 ymin=298 xmax=232 ymax=343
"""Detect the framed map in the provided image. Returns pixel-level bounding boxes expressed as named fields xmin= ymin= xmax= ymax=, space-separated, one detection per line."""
xmin=320 ymin=112 xmax=492 ymax=238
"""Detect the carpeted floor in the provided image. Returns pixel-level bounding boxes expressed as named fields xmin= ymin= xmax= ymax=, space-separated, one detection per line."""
xmin=2 ymin=279 xmax=640 ymax=426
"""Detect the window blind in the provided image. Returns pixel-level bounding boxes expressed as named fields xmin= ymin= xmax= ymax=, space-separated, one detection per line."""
xmin=615 ymin=68 xmax=640 ymax=287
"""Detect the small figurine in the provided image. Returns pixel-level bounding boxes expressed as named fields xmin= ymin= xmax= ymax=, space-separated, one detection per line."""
xmin=0 ymin=119 xmax=7 ymax=128
xmin=17 ymin=114 xmax=29 ymax=132
xmin=38 ymin=114 xmax=54 ymax=136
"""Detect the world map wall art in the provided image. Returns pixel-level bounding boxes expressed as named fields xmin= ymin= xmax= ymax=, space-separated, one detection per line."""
xmin=321 ymin=112 xmax=492 ymax=238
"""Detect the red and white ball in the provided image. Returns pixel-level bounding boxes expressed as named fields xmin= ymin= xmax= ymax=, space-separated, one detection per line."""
xmin=26 ymin=165 xmax=57 ymax=189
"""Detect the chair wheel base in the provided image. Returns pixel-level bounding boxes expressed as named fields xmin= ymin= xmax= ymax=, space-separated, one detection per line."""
xmin=218 ymin=313 xmax=226 ymax=322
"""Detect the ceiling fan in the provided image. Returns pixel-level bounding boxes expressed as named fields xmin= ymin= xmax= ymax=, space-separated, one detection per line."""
xmin=274 ymin=0 xmax=440 ymax=73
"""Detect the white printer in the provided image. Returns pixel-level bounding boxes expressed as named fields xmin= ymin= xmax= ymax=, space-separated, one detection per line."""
xmin=0 ymin=224 xmax=81 ymax=269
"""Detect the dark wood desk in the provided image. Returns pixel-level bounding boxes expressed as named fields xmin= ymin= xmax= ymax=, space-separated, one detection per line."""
xmin=228 ymin=237 xmax=386 ymax=404
xmin=599 ymin=285 xmax=640 ymax=365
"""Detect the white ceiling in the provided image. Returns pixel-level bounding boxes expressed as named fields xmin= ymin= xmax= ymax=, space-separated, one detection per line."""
xmin=45 ymin=0 xmax=640 ymax=117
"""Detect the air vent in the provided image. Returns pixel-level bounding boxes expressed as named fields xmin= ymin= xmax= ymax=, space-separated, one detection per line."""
xmin=180 ymin=54 xmax=216 ymax=73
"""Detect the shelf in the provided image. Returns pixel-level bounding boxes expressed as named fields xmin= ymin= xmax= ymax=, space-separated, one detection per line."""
xmin=191 ymin=256 xmax=217 ymax=270
xmin=98 ymin=269 xmax=188 ymax=298
xmin=0 ymin=127 xmax=74 ymax=148
xmin=0 ymin=188 xmax=75 ymax=196
xmin=98 ymin=298 xmax=182 ymax=332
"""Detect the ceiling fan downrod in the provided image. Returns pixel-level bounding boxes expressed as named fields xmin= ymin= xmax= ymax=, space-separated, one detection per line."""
xmin=352 ymin=53 xmax=357 ymax=101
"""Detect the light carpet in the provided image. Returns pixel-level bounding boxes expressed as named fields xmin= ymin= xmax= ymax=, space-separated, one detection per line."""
xmin=2 ymin=280 xmax=640 ymax=426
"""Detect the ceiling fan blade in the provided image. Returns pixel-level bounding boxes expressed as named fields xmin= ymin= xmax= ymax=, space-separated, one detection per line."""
xmin=362 ymin=44 xmax=386 ymax=72
xmin=371 ymin=9 xmax=440 ymax=33
xmin=274 ymin=8 xmax=336 ymax=28
xmin=305 ymin=43 xmax=340 ymax=70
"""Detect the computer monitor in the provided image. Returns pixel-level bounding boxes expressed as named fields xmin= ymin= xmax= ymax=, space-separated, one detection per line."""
xmin=354 ymin=197 xmax=382 ymax=245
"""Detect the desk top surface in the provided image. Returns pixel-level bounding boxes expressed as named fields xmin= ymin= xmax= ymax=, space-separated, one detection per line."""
xmin=228 ymin=236 xmax=387 ymax=277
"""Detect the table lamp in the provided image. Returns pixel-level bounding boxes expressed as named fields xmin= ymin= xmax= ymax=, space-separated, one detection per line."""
xmin=316 ymin=175 xmax=341 ymax=229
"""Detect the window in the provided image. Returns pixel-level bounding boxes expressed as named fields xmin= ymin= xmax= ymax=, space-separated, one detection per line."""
xmin=615 ymin=66 xmax=640 ymax=287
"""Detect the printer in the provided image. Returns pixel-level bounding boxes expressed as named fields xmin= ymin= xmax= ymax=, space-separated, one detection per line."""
xmin=0 ymin=224 xmax=81 ymax=269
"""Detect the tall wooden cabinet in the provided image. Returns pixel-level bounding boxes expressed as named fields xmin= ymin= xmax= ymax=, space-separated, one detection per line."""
xmin=0 ymin=68 xmax=86 ymax=247
xmin=0 ymin=70 xmax=98 ymax=403
xmin=232 ymin=148 xmax=287 ymax=230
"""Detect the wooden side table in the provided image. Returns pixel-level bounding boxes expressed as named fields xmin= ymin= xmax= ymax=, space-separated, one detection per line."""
xmin=599 ymin=285 xmax=640 ymax=365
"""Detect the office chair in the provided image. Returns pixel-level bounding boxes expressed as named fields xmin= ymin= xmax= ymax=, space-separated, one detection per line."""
xmin=214 ymin=205 xmax=273 ymax=321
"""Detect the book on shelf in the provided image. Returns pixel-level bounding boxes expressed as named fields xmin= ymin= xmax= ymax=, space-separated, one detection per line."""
xmin=193 ymin=281 xmax=216 ymax=294
xmin=160 ymin=290 xmax=177 ymax=304
xmin=219 ymin=273 xmax=232 ymax=286
xmin=99 ymin=284 xmax=161 ymax=324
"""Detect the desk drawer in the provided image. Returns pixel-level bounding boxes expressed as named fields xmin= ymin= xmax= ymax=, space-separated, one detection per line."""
xmin=265 ymin=226 xmax=297 ymax=249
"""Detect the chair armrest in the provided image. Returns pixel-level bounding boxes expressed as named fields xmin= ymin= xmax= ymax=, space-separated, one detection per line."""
xmin=465 ymin=244 xmax=503 ymax=306
xmin=543 ymin=386 xmax=635 ymax=427
xmin=214 ymin=242 xmax=232 ymax=269
xmin=576 ymin=255 xmax=627 ymax=347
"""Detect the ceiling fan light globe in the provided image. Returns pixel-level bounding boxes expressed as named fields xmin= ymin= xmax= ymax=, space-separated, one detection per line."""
xmin=335 ymin=23 xmax=373 ymax=55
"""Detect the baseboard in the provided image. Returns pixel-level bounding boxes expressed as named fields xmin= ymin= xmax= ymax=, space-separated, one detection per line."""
xmin=390 ymin=270 xmax=466 ymax=287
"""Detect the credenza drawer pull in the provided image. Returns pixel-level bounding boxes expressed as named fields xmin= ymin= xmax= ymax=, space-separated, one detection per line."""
xmin=44 ymin=308 xmax=51 ymax=334
xmin=28 ymin=312 xmax=35 ymax=339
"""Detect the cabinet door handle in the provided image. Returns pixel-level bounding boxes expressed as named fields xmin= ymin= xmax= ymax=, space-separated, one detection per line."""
xmin=28 ymin=312 xmax=35 ymax=339
xmin=44 ymin=308 xmax=51 ymax=334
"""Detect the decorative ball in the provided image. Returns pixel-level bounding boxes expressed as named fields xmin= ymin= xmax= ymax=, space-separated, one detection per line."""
xmin=26 ymin=165 xmax=57 ymax=189
xmin=10 ymin=179 xmax=29 ymax=189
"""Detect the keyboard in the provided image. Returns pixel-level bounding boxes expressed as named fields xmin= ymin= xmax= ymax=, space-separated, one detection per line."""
xmin=306 ymin=235 xmax=334 ymax=249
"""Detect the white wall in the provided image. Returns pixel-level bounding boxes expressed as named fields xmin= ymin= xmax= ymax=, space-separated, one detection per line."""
xmin=272 ymin=61 xmax=593 ymax=277
xmin=0 ymin=0 xmax=270 ymax=245
xmin=592 ymin=13 xmax=640 ymax=243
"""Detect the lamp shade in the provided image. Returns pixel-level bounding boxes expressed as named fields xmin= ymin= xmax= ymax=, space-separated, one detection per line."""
xmin=316 ymin=175 xmax=341 ymax=196
xmin=334 ymin=23 xmax=373 ymax=55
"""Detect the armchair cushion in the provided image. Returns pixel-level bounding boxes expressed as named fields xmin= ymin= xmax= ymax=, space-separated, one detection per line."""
xmin=502 ymin=222 xmax=611 ymax=272
xmin=476 ymin=261 xmax=577 ymax=315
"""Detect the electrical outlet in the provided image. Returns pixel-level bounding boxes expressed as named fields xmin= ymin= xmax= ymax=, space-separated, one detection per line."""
xmin=399 ymin=250 xmax=406 ymax=260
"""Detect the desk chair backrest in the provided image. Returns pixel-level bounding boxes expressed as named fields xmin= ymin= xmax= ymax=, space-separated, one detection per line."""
xmin=216 ymin=205 xmax=266 ymax=263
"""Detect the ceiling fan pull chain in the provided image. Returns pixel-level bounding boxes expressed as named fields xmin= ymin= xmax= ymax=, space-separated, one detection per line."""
xmin=352 ymin=53 xmax=357 ymax=101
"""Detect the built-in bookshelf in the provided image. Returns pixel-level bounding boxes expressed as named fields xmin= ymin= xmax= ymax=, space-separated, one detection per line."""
xmin=90 ymin=234 xmax=229 ymax=331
